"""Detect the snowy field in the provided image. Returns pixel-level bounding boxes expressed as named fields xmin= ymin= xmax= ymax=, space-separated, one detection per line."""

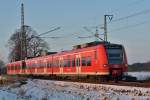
xmin=128 ymin=72 xmax=150 ymax=80
xmin=0 ymin=79 xmax=150 ymax=100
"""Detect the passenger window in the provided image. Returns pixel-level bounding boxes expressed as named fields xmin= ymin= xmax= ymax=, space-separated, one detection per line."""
xmin=47 ymin=61 xmax=51 ymax=68
xmin=72 ymin=58 xmax=75 ymax=67
xmin=63 ymin=59 xmax=68 ymax=67
xmin=82 ymin=57 xmax=86 ymax=66
xmin=87 ymin=57 xmax=91 ymax=66
xmin=53 ymin=60 xmax=59 ymax=67
xmin=67 ymin=59 xmax=71 ymax=67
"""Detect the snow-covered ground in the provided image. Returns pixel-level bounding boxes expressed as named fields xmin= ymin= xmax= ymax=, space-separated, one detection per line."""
xmin=128 ymin=72 xmax=150 ymax=80
xmin=0 ymin=79 xmax=150 ymax=100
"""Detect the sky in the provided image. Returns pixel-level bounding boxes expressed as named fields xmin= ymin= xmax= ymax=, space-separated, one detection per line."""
xmin=0 ymin=0 xmax=150 ymax=64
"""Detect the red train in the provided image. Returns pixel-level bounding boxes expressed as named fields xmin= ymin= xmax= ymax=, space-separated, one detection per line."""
xmin=6 ymin=41 xmax=128 ymax=81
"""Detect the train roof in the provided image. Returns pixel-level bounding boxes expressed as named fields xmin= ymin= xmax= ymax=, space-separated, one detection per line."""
xmin=72 ymin=41 xmax=122 ymax=50
xmin=29 ymin=41 xmax=123 ymax=58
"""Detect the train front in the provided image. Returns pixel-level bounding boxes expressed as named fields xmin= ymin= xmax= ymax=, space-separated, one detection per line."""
xmin=104 ymin=43 xmax=128 ymax=81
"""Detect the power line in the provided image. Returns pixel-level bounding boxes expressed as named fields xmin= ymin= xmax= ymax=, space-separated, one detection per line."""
xmin=88 ymin=0 xmax=146 ymax=28
xmin=112 ymin=8 xmax=150 ymax=22
xmin=109 ymin=0 xmax=146 ymax=14
xmin=37 ymin=27 xmax=61 ymax=37
xmin=110 ymin=20 xmax=150 ymax=32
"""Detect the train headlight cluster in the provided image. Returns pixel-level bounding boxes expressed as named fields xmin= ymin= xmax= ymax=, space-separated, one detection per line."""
xmin=103 ymin=64 xmax=108 ymax=67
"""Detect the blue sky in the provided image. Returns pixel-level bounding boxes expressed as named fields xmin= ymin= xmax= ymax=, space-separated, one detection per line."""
xmin=0 ymin=0 xmax=150 ymax=64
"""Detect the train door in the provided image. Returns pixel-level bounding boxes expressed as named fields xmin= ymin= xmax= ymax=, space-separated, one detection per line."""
xmin=76 ymin=55 xmax=81 ymax=75
xmin=59 ymin=57 xmax=63 ymax=74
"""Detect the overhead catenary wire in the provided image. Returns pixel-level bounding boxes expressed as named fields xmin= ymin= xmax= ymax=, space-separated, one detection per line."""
xmin=37 ymin=27 xmax=61 ymax=37
xmin=109 ymin=0 xmax=146 ymax=14
xmin=112 ymin=8 xmax=150 ymax=22
xmin=110 ymin=20 xmax=150 ymax=32
xmin=88 ymin=0 xmax=146 ymax=28
xmin=39 ymin=32 xmax=78 ymax=39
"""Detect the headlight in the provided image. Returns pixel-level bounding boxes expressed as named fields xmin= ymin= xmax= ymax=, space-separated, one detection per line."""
xmin=103 ymin=64 xmax=108 ymax=67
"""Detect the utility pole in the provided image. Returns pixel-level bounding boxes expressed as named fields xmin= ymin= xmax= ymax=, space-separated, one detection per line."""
xmin=104 ymin=15 xmax=113 ymax=41
xmin=20 ymin=3 xmax=27 ymax=60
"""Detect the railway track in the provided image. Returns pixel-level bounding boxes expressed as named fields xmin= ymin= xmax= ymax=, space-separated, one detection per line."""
xmin=2 ymin=75 xmax=150 ymax=88
xmin=29 ymin=75 xmax=150 ymax=88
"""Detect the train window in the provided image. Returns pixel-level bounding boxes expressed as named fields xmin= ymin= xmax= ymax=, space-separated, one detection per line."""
xmin=52 ymin=60 xmax=55 ymax=67
xmin=16 ymin=65 xmax=18 ymax=70
xmin=41 ymin=62 xmax=45 ymax=67
xmin=44 ymin=62 xmax=46 ymax=67
xmin=18 ymin=64 xmax=21 ymax=69
xmin=56 ymin=60 xmax=59 ymax=67
xmin=14 ymin=65 xmax=16 ymax=70
xmin=13 ymin=65 xmax=15 ymax=70
xmin=87 ymin=57 xmax=91 ymax=66
xmin=67 ymin=59 xmax=71 ymax=67
xmin=40 ymin=62 xmax=44 ymax=67
xmin=40 ymin=62 xmax=42 ymax=67
xmin=63 ymin=59 xmax=71 ymax=67
xmin=47 ymin=61 xmax=51 ymax=67
xmin=72 ymin=58 xmax=75 ymax=67
xmin=39 ymin=62 xmax=42 ymax=67
xmin=32 ymin=63 xmax=35 ymax=68
xmin=50 ymin=62 xmax=52 ymax=67
xmin=31 ymin=63 xmax=34 ymax=68
xmin=106 ymin=46 xmax=123 ymax=64
xmin=82 ymin=57 xmax=86 ymax=66
xmin=52 ymin=61 xmax=54 ymax=67
xmin=47 ymin=61 xmax=49 ymax=67
xmin=35 ymin=62 xmax=39 ymax=68
xmin=63 ymin=59 xmax=68 ymax=67
xmin=15 ymin=65 xmax=17 ymax=70
xmin=52 ymin=60 xmax=59 ymax=67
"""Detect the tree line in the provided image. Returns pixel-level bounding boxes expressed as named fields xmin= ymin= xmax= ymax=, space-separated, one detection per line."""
xmin=128 ymin=61 xmax=150 ymax=72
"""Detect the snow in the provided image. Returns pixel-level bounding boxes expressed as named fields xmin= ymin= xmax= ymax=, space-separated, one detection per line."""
xmin=128 ymin=72 xmax=150 ymax=80
xmin=0 ymin=79 xmax=150 ymax=100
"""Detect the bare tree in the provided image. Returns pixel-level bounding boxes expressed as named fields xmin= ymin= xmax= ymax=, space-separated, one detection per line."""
xmin=7 ymin=25 xmax=49 ymax=61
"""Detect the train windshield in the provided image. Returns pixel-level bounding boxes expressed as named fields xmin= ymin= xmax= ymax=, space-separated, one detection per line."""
xmin=106 ymin=45 xmax=123 ymax=64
